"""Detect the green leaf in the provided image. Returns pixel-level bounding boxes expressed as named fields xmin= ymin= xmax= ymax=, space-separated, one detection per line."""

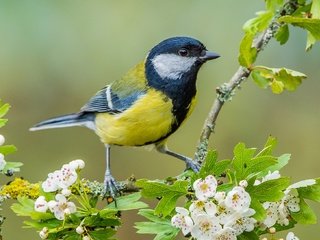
xmin=266 ymin=0 xmax=284 ymax=11
xmin=256 ymin=136 xmax=277 ymax=157
xmin=136 ymin=179 xmax=188 ymax=217
xmin=275 ymin=24 xmax=290 ymax=45
xmin=250 ymin=198 xmax=266 ymax=221
xmin=247 ymin=177 xmax=291 ymax=202
xmin=3 ymin=161 xmax=23 ymax=173
xmin=238 ymin=33 xmax=257 ymax=67
xmin=199 ymin=150 xmax=218 ymax=177
xmin=89 ymin=229 xmax=116 ymax=240
xmin=0 ymin=145 xmax=17 ymax=155
xmin=291 ymin=198 xmax=317 ymax=224
xmin=307 ymin=0 xmax=320 ymax=50
xmin=251 ymin=66 xmax=307 ymax=94
xmin=232 ymin=142 xmax=256 ymax=180
xmin=244 ymin=155 xmax=278 ymax=178
xmin=136 ymin=209 xmax=179 ymax=240
xmin=279 ymin=15 xmax=320 ymax=50
xmin=238 ymin=231 xmax=260 ymax=240
xmin=0 ymin=102 xmax=10 ymax=118
xmin=263 ymin=153 xmax=290 ymax=174
xmin=108 ymin=192 xmax=148 ymax=211
xmin=0 ymin=119 xmax=8 ymax=128
xmin=297 ymin=178 xmax=320 ymax=202
xmin=243 ymin=11 xmax=273 ymax=34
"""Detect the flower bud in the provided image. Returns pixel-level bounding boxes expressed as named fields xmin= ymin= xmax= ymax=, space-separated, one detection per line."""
xmin=0 ymin=135 xmax=5 ymax=146
xmin=76 ymin=226 xmax=85 ymax=235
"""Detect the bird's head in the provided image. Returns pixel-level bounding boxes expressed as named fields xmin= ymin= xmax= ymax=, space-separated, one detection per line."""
xmin=146 ymin=36 xmax=220 ymax=81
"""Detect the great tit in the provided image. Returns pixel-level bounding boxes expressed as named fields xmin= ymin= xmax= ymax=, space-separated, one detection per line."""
xmin=30 ymin=36 xmax=220 ymax=196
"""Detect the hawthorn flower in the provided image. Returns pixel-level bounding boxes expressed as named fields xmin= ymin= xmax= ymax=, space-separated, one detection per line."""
xmin=0 ymin=153 xmax=6 ymax=171
xmin=224 ymin=209 xmax=256 ymax=235
xmin=171 ymin=207 xmax=193 ymax=235
xmin=191 ymin=214 xmax=222 ymax=240
xmin=48 ymin=194 xmax=76 ymax=220
xmin=193 ymin=175 xmax=217 ymax=201
xmin=225 ymin=186 xmax=251 ymax=212
xmin=0 ymin=134 xmax=5 ymax=146
xmin=239 ymin=180 xmax=248 ymax=188
xmin=212 ymin=227 xmax=237 ymax=240
xmin=42 ymin=170 xmax=61 ymax=192
xmin=34 ymin=196 xmax=48 ymax=213
xmin=214 ymin=192 xmax=226 ymax=204
xmin=69 ymin=159 xmax=85 ymax=170
xmin=286 ymin=232 xmax=300 ymax=240
xmin=262 ymin=201 xmax=279 ymax=228
xmin=189 ymin=200 xmax=217 ymax=219
xmin=57 ymin=164 xmax=78 ymax=189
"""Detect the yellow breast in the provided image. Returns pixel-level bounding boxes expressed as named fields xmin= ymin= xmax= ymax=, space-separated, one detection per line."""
xmin=94 ymin=89 xmax=175 ymax=146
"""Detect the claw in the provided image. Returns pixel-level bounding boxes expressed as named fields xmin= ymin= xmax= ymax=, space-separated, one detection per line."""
xmin=104 ymin=173 xmax=120 ymax=199
xmin=185 ymin=158 xmax=201 ymax=172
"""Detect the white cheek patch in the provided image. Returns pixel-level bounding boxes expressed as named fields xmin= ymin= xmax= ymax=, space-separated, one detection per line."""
xmin=151 ymin=54 xmax=197 ymax=80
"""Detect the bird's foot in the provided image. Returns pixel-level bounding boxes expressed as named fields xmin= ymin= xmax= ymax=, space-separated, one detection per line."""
xmin=185 ymin=158 xmax=201 ymax=172
xmin=103 ymin=173 xmax=120 ymax=199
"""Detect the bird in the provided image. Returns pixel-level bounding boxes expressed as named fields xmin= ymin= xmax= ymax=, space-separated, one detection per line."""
xmin=30 ymin=36 xmax=220 ymax=196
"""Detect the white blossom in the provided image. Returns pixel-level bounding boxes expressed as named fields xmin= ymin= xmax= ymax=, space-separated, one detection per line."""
xmin=239 ymin=180 xmax=248 ymax=188
xmin=212 ymin=227 xmax=237 ymax=240
xmin=34 ymin=196 xmax=48 ymax=213
xmin=286 ymin=232 xmax=300 ymax=240
xmin=214 ymin=192 xmax=226 ymax=204
xmin=171 ymin=207 xmax=193 ymax=236
xmin=61 ymin=188 xmax=72 ymax=197
xmin=69 ymin=159 xmax=85 ymax=170
xmin=262 ymin=202 xmax=279 ymax=228
xmin=39 ymin=227 xmax=48 ymax=239
xmin=57 ymin=164 xmax=78 ymax=189
xmin=0 ymin=134 xmax=5 ymax=146
xmin=82 ymin=236 xmax=91 ymax=240
xmin=189 ymin=200 xmax=216 ymax=219
xmin=193 ymin=175 xmax=218 ymax=201
xmin=191 ymin=213 xmax=222 ymax=240
xmin=0 ymin=153 xmax=6 ymax=171
xmin=48 ymin=194 xmax=76 ymax=220
xmin=225 ymin=186 xmax=251 ymax=212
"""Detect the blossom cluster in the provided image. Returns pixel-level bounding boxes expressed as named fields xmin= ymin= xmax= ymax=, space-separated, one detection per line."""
xmin=34 ymin=160 xmax=85 ymax=221
xmin=0 ymin=134 xmax=7 ymax=171
xmin=171 ymin=175 xmax=255 ymax=240
xmin=254 ymin=171 xmax=301 ymax=228
xmin=171 ymin=172 xmax=304 ymax=240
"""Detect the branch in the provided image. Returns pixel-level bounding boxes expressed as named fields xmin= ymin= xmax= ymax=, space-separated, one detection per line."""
xmin=195 ymin=0 xmax=299 ymax=162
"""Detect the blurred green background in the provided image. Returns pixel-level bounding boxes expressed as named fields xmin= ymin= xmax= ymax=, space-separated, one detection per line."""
xmin=0 ymin=0 xmax=319 ymax=239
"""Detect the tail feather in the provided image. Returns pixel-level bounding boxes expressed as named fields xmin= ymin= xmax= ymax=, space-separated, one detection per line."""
xmin=30 ymin=113 xmax=95 ymax=131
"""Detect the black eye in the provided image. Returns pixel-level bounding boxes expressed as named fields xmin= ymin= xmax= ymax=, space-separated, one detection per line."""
xmin=178 ymin=48 xmax=189 ymax=57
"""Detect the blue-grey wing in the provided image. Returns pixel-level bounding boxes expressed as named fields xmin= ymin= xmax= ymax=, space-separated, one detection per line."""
xmin=80 ymin=85 xmax=145 ymax=114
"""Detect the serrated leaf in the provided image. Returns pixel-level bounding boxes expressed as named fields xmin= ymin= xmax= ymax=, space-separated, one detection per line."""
xmin=263 ymin=153 xmax=290 ymax=174
xmin=136 ymin=209 xmax=179 ymax=240
xmin=89 ymin=229 xmax=116 ymax=240
xmin=307 ymin=0 xmax=320 ymax=50
xmin=238 ymin=231 xmax=260 ymax=240
xmin=238 ymin=33 xmax=257 ymax=67
xmin=275 ymin=24 xmax=290 ymax=45
xmin=199 ymin=150 xmax=218 ymax=177
xmin=291 ymin=198 xmax=317 ymax=224
xmin=297 ymin=178 xmax=320 ymax=202
xmin=108 ymin=192 xmax=148 ymax=211
xmin=250 ymin=198 xmax=266 ymax=221
xmin=251 ymin=66 xmax=306 ymax=93
xmin=256 ymin=136 xmax=277 ymax=157
xmin=0 ymin=145 xmax=17 ymax=155
xmin=0 ymin=103 xmax=10 ymax=118
xmin=136 ymin=179 xmax=188 ymax=217
xmin=232 ymin=142 xmax=256 ymax=181
xmin=0 ymin=119 xmax=8 ymax=128
xmin=213 ymin=159 xmax=232 ymax=177
xmin=247 ymin=177 xmax=291 ymax=202
xmin=266 ymin=0 xmax=284 ymax=11
xmin=245 ymin=155 xmax=278 ymax=178
xmin=271 ymin=79 xmax=284 ymax=94
xmin=279 ymin=16 xmax=320 ymax=50
xmin=251 ymin=69 xmax=270 ymax=88
xmin=243 ymin=11 xmax=274 ymax=34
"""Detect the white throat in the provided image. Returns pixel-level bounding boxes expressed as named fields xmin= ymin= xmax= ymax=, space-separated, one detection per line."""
xmin=151 ymin=54 xmax=197 ymax=80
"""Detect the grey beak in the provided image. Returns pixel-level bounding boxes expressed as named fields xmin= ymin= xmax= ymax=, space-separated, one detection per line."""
xmin=200 ymin=51 xmax=220 ymax=61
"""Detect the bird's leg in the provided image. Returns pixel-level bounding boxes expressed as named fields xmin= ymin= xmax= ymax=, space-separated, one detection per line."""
xmin=104 ymin=144 xmax=119 ymax=198
xmin=156 ymin=144 xmax=201 ymax=172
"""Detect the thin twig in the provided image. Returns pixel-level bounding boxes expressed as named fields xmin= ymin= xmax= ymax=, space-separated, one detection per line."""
xmin=195 ymin=0 xmax=299 ymax=162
